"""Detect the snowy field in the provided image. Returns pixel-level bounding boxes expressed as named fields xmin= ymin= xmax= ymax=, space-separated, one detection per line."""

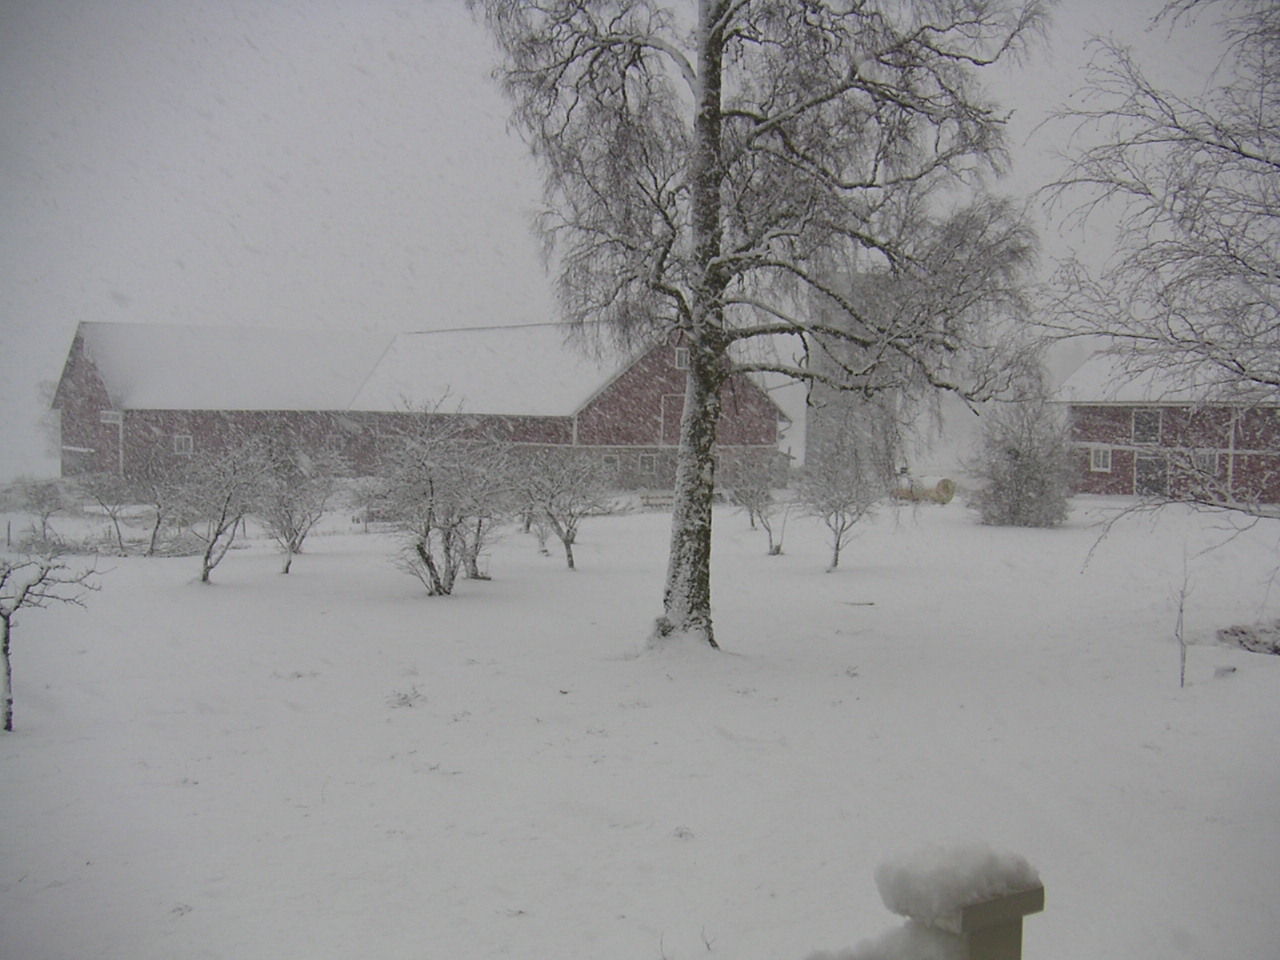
xmin=2 ymin=498 xmax=1278 ymax=959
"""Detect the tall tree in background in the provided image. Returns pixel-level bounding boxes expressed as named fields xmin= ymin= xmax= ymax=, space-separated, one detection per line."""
xmin=475 ymin=0 xmax=1046 ymax=647
xmin=1047 ymin=0 xmax=1280 ymax=398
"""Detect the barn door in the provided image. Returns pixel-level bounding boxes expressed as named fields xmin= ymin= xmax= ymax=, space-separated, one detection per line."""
xmin=1135 ymin=455 xmax=1169 ymax=497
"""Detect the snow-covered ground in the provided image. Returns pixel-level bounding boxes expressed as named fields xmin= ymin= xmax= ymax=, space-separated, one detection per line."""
xmin=2 ymin=498 xmax=1278 ymax=959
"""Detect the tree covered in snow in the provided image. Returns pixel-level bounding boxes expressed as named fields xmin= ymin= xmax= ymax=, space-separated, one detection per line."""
xmin=254 ymin=444 xmax=347 ymax=574
xmin=14 ymin=477 xmax=65 ymax=548
xmin=125 ymin=445 xmax=192 ymax=557
xmin=75 ymin=472 xmax=135 ymax=556
xmin=380 ymin=409 xmax=513 ymax=595
xmin=800 ymin=399 xmax=897 ymax=571
xmin=177 ymin=441 xmax=271 ymax=584
xmin=966 ymin=394 xmax=1074 ymax=528
xmin=516 ymin=448 xmax=615 ymax=569
xmin=474 ymin=0 xmax=1046 ymax=647
xmin=1 ymin=554 xmax=100 ymax=732
xmin=1046 ymin=0 xmax=1280 ymax=401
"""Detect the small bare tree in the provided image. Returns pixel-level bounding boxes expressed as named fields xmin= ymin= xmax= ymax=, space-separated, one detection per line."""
xmin=1 ymin=555 xmax=101 ymax=731
xmin=381 ymin=407 xmax=512 ymax=595
xmin=178 ymin=442 xmax=270 ymax=583
xmin=15 ymin=478 xmax=65 ymax=547
xmin=255 ymin=446 xmax=347 ymax=574
xmin=518 ymin=449 xmax=615 ymax=570
xmin=76 ymin=472 xmax=135 ymax=556
xmin=724 ymin=455 xmax=787 ymax=556
xmin=126 ymin=447 xmax=189 ymax=556
xmin=801 ymin=402 xmax=897 ymax=571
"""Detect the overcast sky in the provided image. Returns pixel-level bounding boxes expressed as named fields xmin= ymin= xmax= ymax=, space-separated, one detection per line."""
xmin=0 ymin=0 xmax=1223 ymax=479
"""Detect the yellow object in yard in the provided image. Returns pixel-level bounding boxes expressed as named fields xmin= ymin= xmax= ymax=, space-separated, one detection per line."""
xmin=894 ymin=476 xmax=956 ymax=504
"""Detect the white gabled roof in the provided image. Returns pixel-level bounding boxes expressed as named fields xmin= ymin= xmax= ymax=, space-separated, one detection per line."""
xmin=1055 ymin=351 xmax=1268 ymax=406
xmin=74 ymin=321 xmax=632 ymax=415
xmin=79 ymin=322 xmax=392 ymax=411
xmin=347 ymin=324 xmax=627 ymax=416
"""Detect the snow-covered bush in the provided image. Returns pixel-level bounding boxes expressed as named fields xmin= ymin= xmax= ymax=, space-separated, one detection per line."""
xmin=381 ymin=408 xmax=513 ymax=594
xmin=967 ymin=399 xmax=1074 ymax=527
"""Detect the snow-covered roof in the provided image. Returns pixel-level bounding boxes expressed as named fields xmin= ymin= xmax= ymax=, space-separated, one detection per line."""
xmin=75 ymin=321 xmax=631 ymax=415
xmin=347 ymin=324 xmax=627 ymax=416
xmin=1054 ymin=351 xmax=1261 ymax=405
xmin=78 ymin=322 xmax=392 ymax=411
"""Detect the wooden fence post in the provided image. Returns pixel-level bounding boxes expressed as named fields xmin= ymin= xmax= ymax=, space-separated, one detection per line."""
xmin=960 ymin=885 xmax=1045 ymax=960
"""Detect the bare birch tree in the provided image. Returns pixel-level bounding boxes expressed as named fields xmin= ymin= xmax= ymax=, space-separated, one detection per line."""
xmin=1046 ymin=0 xmax=1280 ymax=399
xmin=475 ymin=0 xmax=1046 ymax=647
xmin=1 ymin=555 xmax=100 ymax=732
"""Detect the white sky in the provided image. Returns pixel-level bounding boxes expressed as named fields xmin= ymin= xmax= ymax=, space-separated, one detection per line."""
xmin=0 ymin=0 xmax=1225 ymax=479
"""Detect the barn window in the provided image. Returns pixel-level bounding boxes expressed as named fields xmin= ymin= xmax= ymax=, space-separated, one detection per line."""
xmin=1132 ymin=408 xmax=1161 ymax=444
xmin=99 ymin=410 xmax=123 ymax=425
xmin=602 ymin=454 xmax=619 ymax=472
xmin=1089 ymin=447 xmax=1112 ymax=472
xmin=173 ymin=434 xmax=194 ymax=456
xmin=673 ymin=346 xmax=690 ymax=369
xmin=1135 ymin=455 xmax=1169 ymax=496
xmin=638 ymin=454 xmax=656 ymax=473
xmin=1191 ymin=449 xmax=1218 ymax=476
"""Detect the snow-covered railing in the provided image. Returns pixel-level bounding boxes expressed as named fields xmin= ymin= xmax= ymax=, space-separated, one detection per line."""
xmin=808 ymin=843 xmax=1044 ymax=960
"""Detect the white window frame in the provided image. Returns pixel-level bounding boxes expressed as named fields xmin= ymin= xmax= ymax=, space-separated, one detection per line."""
xmin=173 ymin=434 xmax=194 ymax=456
xmin=99 ymin=410 xmax=123 ymax=425
xmin=1089 ymin=447 xmax=1112 ymax=473
xmin=673 ymin=346 xmax=690 ymax=370
xmin=638 ymin=453 xmax=656 ymax=473
xmin=1132 ymin=408 xmax=1161 ymax=444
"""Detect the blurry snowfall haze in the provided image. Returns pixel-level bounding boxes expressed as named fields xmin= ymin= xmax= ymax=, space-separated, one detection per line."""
xmin=0 ymin=0 xmax=1224 ymax=481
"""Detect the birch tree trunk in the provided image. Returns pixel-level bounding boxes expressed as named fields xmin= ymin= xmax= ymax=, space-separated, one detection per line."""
xmin=655 ymin=0 xmax=727 ymax=647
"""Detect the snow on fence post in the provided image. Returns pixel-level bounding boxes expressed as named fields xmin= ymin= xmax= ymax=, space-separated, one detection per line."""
xmin=806 ymin=843 xmax=1044 ymax=960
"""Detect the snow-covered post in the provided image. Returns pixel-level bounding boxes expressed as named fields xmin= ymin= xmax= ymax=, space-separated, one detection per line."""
xmin=808 ymin=843 xmax=1044 ymax=960
xmin=957 ymin=884 xmax=1044 ymax=960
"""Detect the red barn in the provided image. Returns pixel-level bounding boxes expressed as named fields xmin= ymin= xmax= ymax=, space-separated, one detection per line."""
xmin=52 ymin=322 xmax=789 ymax=490
xmin=1057 ymin=352 xmax=1280 ymax=505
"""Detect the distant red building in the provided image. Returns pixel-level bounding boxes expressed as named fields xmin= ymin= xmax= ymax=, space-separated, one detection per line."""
xmin=1057 ymin=352 xmax=1280 ymax=505
xmin=52 ymin=322 xmax=789 ymax=490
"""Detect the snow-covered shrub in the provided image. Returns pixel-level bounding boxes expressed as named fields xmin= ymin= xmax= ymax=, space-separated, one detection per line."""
xmin=967 ymin=399 xmax=1074 ymax=527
